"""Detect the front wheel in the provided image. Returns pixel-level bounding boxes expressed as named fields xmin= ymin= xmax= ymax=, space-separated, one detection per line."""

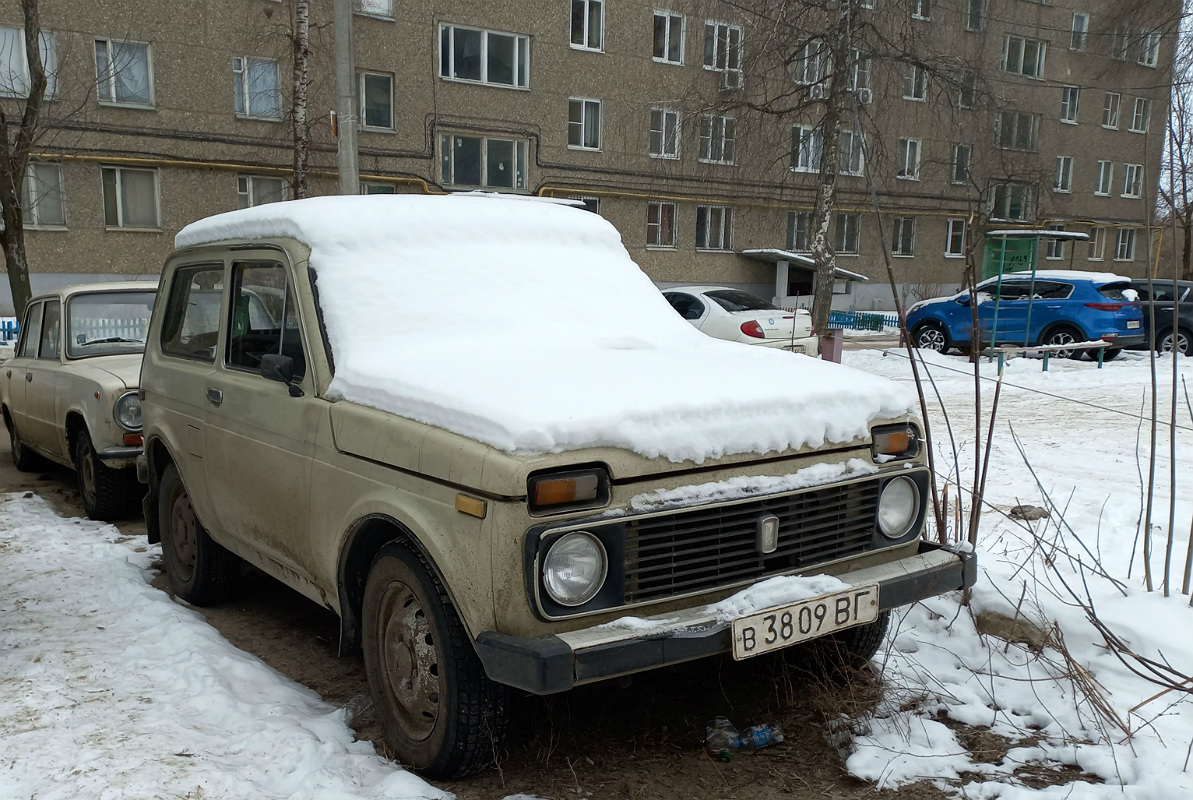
xmin=1159 ymin=328 xmax=1191 ymax=356
xmin=362 ymin=543 xmax=509 ymax=779
xmin=75 ymin=429 xmax=129 ymax=521
xmin=912 ymin=322 xmax=950 ymax=354
xmin=158 ymin=463 xmax=238 ymax=605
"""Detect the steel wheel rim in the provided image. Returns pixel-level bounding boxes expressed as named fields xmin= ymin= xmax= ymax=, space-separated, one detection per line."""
xmin=917 ymin=327 xmax=946 ymax=352
xmin=377 ymin=581 xmax=441 ymax=742
xmin=168 ymin=490 xmax=198 ymax=582
xmin=79 ymin=440 xmax=96 ymax=508
xmin=1047 ymin=331 xmax=1077 ymax=358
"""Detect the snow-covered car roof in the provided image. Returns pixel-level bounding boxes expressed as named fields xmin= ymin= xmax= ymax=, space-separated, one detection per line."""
xmin=1005 ymin=270 xmax=1131 ymax=284
xmin=176 ymin=195 xmax=915 ymax=463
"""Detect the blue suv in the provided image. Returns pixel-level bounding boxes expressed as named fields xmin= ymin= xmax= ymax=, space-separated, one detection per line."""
xmin=906 ymin=271 xmax=1145 ymax=359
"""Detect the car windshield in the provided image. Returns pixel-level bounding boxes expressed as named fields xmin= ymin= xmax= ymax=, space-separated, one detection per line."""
xmin=66 ymin=291 xmax=157 ymax=358
xmin=705 ymin=289 xmax=777 ymax=313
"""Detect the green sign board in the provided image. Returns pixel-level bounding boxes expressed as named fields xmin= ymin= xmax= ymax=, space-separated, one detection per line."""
xmin=982 ymin=236 xmax=1037 ymax=279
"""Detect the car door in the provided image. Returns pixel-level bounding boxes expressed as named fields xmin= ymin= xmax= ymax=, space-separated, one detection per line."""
xmin=23 ymin=299 xmax=66 ymax=455
xmin=201 ymin=257 xmax=321 ymax=581
xmin=978 ymin=281 xmax=1029 ymax=345
xmin=3 ymin=300 xmax=43 ymax=438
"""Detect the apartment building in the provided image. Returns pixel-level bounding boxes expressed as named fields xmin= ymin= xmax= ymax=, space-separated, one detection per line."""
xmin=0 ymin=0 xmax=1178 ymax=313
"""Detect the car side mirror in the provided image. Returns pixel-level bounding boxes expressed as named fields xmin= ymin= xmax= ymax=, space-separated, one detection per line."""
xmin=260 ymin=353 xmax=305 ymax=397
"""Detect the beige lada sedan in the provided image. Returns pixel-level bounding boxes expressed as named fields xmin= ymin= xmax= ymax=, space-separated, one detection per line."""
xmin=138 ymin=195 xmax=974 ymax=779
xmin=2 ymin=282 xmax=157 ymax=520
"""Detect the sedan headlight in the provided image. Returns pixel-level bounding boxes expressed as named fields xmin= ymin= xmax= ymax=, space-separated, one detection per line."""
xmin=113 ymin=391 xmax=143 ymax=432
xmin=542 ymin=532 xmax=608 ymax=607
xmin=877 ymin=476 xmax=919 ymax=539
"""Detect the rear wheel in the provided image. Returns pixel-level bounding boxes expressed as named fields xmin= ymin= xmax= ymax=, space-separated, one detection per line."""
xmin=1040 ymin=326 xmax=1082 ymax=359
xmin=74 ymin=429 xmax=129 ymax=521
xmin=1101 ymin=348 xmax=1122 ymax=362
xmin=1159 ymin=328 xmax=1191 ymax=356
xmin=158 ymin=463 xmax=238 ymax=605
xmin=913 ymin=322 xmax=950 ymax=354
xmin=8 ymin=418 xmax=44 ymax=472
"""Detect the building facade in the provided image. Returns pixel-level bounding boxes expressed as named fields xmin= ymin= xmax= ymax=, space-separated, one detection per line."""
xmin=0 ymin=0 xmax=1178 ymax=314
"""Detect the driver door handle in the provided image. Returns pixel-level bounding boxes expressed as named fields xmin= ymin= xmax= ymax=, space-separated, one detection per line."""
xmin=206 ymin=387 xmax=223 ymax=406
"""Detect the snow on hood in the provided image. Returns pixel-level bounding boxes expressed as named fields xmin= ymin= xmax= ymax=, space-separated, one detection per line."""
xmin=176 ymin=195 xmax=916 ymax=463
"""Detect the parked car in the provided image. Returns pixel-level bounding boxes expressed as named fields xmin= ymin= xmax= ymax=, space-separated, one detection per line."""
xmin=663 ymin=285 xmax=817 ymax=355
xmin=906 ymin=271 xmax=1145 ymax=359
xmin=1128 ymin=279 xmax=1192 ymax=355
xmin=1 ymin=282 xmax=157 ymax=520
xmin=139 ymin=195 xmax=973 ymax=778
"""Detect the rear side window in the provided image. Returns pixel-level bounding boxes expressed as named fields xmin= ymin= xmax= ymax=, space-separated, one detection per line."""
xmin=665 ymin=292 xmax=706 ymax=320
xmin=1031 ymin=281 xmax=1073 ymax=300
xmin=38 ymin=300 xmax=61 ymax=360
xmin=226 ymin=261 xmax=307 ymax=382
xmin=17 ymin=302 xmax=43 ymax=358
xmin=160 ymin=264 xmax=226 ymax=362
xmin=1098 ymin=282 xmax=1133 ymax=301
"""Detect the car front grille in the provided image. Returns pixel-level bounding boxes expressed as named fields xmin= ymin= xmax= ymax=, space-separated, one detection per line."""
xmin=623 ymin=478 xmax=880 ymax=603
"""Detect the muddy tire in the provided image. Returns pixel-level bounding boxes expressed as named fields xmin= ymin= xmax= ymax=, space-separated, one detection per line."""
xmin=912 ymin=322 xmax=950 ymax=354
xmin=158 ymin=463 xmax=238 ymax=605
xmin=362 ymin=543 xmax=509 ymax=779
xmin=796 ymin=610 xmax=892 ymax=674
xmin=8 ymin=418 xmax=44 ymax=472
xmin=75 ymin=429 xmax=130 ymax=521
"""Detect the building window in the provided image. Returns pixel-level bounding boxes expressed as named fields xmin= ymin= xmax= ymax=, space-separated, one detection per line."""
xmin=989 ymin=183 xmax=1030 ymax=221
xmin=959 ymin=71 xmax=976 ymax=109
xmin=1070 ymin=13 xmax=1088 ymax=51
xmin=1130 ymin=97 xmax=1151 ymax=133
xmin=965 ymin=0 xmax=984 ymax=32
xmin=1054 ymin=156 xmax=1073 ymax=192
xmin=101 ymin=166 xmax=159 ymax=229
xmin=653 ymin=11 xmax=684 ymax=64
xmin=795 ymin=40 xmax=825 ymax=90
xmin=23 ymin=162 xmax=66 ymax=227
xmin=1112 ymin=27 xmax=1131 ymax=61
xmin=233 ymin=57 xmax=281 ymax=119
xmin=1095 ymin=160 xmax=1113 ymax=195
xmin=834 ymin=213 xmax=860 ymax=254
xmin=358 ymin=71 xmax=393 ymax=130
xmin=1103 ymin=92 xmax=1120 ymax=128
xmin=997 ymin=110 xmax=1040 ymax=151
xmin=911 ymin=0 xmax=931 ymax=21
xmin=1088 ymin=226 xmax=1106 ymax=260
xmin=440 ymin=134 xmax=527 ymax=189
xmin=695 ymin=205 xmax=733 ymax=250
xmin=650 ymin=107 xmax=680 ymax=158
xmin=849 ymin=48 xmax=872 ymax=100
xmin=791 ymin=124 xmax=822 ymax=172
xmin=1138 ymin=30 xmax=1160 ymax=67
xmin=1002 ymin=35 xmax=1046 ymax=78
xmin=353 ymin=0 xmax=393 ymax=18
xmin=699 ymin=114 xmax=737 ymax=164
xmin=568 ymin=98 xmax=602 ymax=150
xmin=952 ymin=144 xmax=971 ymax=185
xmin=897 ymin=138 xmax=921 ymax=180
xmin=237 ymin=175 xmax=287 ymax=208
xmin=839 ymin=129 xmax=864 ymax=176
xmin=787 ymin=210 xmax=812 ymax=252
xmin=571 ymin=0 xmax=604 ymax=51
xmin=361 ymin=183 xmax=396 ymax=194
xmin=945 ymin=218 xmax=966 ymax=257
xmin=1061 ymin=86 xmax=1080 ymax=123
xmin=647 ymin=201 xmax=677 ymax=247
xmin=95 ymin=38 xmax=152 ymax=106
xmin=703 ymin=21 xmax=742 ymax=71
xmin=892 ymin=217 xmax=916 ymax=256
xmin=1 ymin=26 xmax=56 ymax=98
xmin=903 ymin=65 xmax=927 ymax=100
xmin=439 ymin=24 xmax=530 ymax=88
xmin=1122 ymin=163 xmax=1143 ymax=198
xmin=1046 ymin=225 xmax=1065 ymax=260
xmin=1115 ymin=228 xmax=1136 ymax=261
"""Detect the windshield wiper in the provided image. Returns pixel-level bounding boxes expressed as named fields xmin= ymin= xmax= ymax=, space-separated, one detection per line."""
xmin=76 ymin=337 xmax=145 ymax=346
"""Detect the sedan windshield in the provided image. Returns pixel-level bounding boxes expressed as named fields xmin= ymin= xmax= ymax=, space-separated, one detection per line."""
xmin=67 ymin=291 xmax=157 ymax=358
xmin=705 ymin=289 xmax=777 ymax=313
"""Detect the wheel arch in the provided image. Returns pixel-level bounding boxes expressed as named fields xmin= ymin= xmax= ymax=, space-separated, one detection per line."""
xmin=64 ymin=411 xmax=88 ymax=463
xmin=1038 ymin=319 xmax=1086 ymax=344
xmin=142 ymin=434 xmax=182 ymax=544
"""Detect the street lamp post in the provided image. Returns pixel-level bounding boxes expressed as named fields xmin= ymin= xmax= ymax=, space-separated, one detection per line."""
xmin=333 ymin=0 xmax=359 ymax=195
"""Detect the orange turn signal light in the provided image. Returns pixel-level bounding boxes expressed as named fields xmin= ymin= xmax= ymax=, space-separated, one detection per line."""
xmin=871 ymin=426 xmax=919 ymax=460
xmin=124 ymin=433 xmax=144 ymax=447
xmin=534 ymin=474 xmax=599 ymax=507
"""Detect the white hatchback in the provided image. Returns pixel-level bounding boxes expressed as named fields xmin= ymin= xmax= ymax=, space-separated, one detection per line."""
xmin=663 ymin=285 xmax=817 ymax=354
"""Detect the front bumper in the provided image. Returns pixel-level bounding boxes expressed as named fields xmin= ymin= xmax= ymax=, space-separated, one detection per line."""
xmin=476 ymin=540 xmax=975 ymax=694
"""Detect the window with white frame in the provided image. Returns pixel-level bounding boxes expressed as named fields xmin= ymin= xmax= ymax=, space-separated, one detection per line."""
xmin=787 ymin=210 xmax=812 ymax=252
xmin=989 ymin=183 xmax=1030 ymax=221
xmin=1002 ymin=35 xmax=1046 ymax=78
xmin=358 ymin=71 xmax=393 ymax=130
xmin=568 ymin=98 xmax=602 ymax=150
xmin=440 ymin=134 xmax=528 ymax=189
xmin=903 ymin=65 xmax=926 ymax=100
xmin=834 ymin=213 xmax=860 ymax=254
xmin=233 ymin=57 xmax=280 ymax=119
xmin=1121 ymin=163 xmax=1143 ymax=198
xmin=649 ymin=107 xmax=680 ymax=158
xmin=1088 ymin=226 xmax=1106 ymax=260
xmin=101 ymin=166 xmax=159 ymax=228
xmin=699 ymin=114 xmax=736 ymax=164
xmin=945 ymin=218 xmax=966 ymax=257
xmin=839 ymin=129 xmax=864 ymax=176
xmin=897 ymin=137 xmax=921 ymax=180
xmin=849 ymin=48 xmax=872 ymax=97
xmin=23 ymin=162 xmax=66 ymax=227
xmin=646 ymin=201 xmax=677 ymax=247
xmin=1 ymin=26 xmax=56 ymax=98
xmin=95 ymin=38 xmax=152 ymax=106
xmin=571 ymin=0 xmax=604 ymax=51
xmin=1055 ymin=156 xmax=1073 ymax=192
xmin=892 ymin=217 xmax=916 ymax=256
xmin=911 ymin=0 xmax=931 ymax=20
xmin=439 ymin=24 xmax=530 ymax=88
xmin=1046 ymin=225 xmax=1066 ymax=259
xmin=703 ymin=21 xmax=742 ymax=71
xmin=1103 ymin=92 xmax=1120 ymax=128
xmin=965 ymin=0 xmax=984 ymax=32
xmin=1115 ymin=228 xmax=1135 ymax=261
xmin=237 ymin=175 xmax=286 ymax=209
xmin=794 ymin=40 xmax=824 ymax=88
xmin=1112 ymin=26 xmax=1130 ymax=60
xmin=959 ymin=71 xmax=976 ymax=109
xmin=1129 ymin=97 xmax=1150 ymax=132
xmin=1095 ymin=160 xmax=1113 ymax=195
xmin=1138 ymin=30 xmax=1160 ymax=67
xmin=695 ymin=205 xmax=732 ymax=249
xmin=1070 ymin=13 xmax=1088 ymax=51
xmin=952 ymin=144 xmax=970 ymax=185
xmin=791 ymin=124 xmax=822 ymax=172
xmin=353 ymin=0 xmax=393 ymax=18
xmin=861 ymin=0 xmax=875 ymax=8
xmin=1061 ymin=86 xmax=1079 ymax=123
xmin=997 ymin=110 xmax=1040 ymax=151
xmin=653 ymin=11 xmax=684 ymax=63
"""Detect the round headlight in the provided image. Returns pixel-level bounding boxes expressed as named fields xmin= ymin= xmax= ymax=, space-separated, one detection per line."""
xmin=113 ymin=391 xmax=142 ymax=432
xmin=877 ymin=476 xmax=919 ymax=539
xmin=542 ymin=532 xmax=607 ymax=607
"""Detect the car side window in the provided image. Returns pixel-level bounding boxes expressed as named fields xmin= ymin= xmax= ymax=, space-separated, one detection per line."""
xmin=17 ymin=302 xmax=43 ymax=358
xmin=1033 ymin=281 xmax=1073 ymax=300
xmin=226 ymin=261 xmax=307 ymax=382
xmin=38 ymin=300 xmax=61 ymax=360
xmin=161 ymin=264 xmax=226 ymax=363
xmin=667 ymin=292 xmax=705 ymax=320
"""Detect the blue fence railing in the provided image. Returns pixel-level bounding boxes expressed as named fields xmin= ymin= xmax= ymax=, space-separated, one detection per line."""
xmin=827 ymin=310 xmax=900 ymax=331
xmin=1 ymin=318 xmax=18 ymax=343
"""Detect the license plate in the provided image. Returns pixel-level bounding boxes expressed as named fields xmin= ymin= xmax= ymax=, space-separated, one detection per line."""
xmin=731 ymin=584 xmax=879 ymax=660
xmin=1127 ymin=320 xmax=1141 ymax=329
xmin=784 ymin=345 xmax=805 ymax=353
